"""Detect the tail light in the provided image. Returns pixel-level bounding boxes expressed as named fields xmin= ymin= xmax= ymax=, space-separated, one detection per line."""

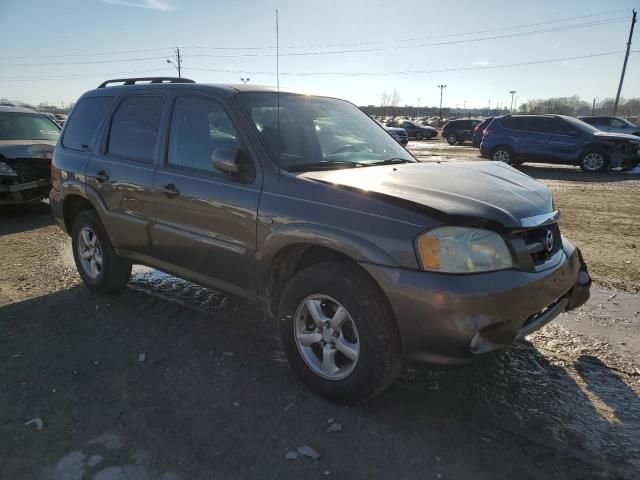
xmin=474 ymin=126 xmax=481 ymax=134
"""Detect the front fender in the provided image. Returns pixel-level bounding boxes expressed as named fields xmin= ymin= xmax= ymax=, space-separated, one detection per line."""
xmin=256 ymin=222 xmax=402 ymax=283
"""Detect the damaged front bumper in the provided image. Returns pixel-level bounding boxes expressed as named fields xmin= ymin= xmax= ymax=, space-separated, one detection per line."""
xmin=361 ymin=239 xmax=591 ymax=365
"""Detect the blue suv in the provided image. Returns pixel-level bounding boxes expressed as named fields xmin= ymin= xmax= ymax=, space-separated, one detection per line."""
xmin=480 ymin=114 xmax=640 ymax=172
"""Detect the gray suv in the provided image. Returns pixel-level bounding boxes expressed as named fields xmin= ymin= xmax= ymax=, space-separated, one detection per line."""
xmin=50 ymin=77 xmax=591 ymax=403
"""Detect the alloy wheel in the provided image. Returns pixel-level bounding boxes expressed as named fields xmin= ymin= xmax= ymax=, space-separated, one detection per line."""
xmin=293 ymin=294 xmax=360 ymax=380
xmin=77 ymin=227 xmax=103 ymax=279
xmin=582 ymin=152 xmax=605 ymax=171
xmin=493 ymin=149 xmax=512 ymax=164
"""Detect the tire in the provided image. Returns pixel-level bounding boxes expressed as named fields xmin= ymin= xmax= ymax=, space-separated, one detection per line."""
xmin=446 ymin=133 xmax=458 ymax=145
xmin=491 ymin=146 xmax=515 ymax=165
xmin=71 ymin=209 xmax=131 ymax=294
xmin=579 ymin=150 xmax=609 ymax=172
xmin=415 ymin=131 xmax=424 ymax=140
xmin=277 ymin=261 xmax=402 ymax=404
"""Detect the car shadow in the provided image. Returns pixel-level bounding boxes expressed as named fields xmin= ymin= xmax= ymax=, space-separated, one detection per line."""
xmin=518 ymin=164 xmax=639 ymax=183
xmin=1 ymin=285 xmax=638 ymax=478
xmin=0 ymin=201 xmax=54 ymax=236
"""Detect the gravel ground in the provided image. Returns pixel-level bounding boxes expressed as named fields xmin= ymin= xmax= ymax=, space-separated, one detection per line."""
xmin=1 ymin=149 xmax=639 ymax=479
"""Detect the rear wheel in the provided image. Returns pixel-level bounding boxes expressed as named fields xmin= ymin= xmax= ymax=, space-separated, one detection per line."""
xmin=277 ymin=261 xmax=402 ymax=404
xmin=491 ymin=146 xmax=515 ymax=165
xmin=579 ymin=150 xmax=609 ymax=172
xmin=71 ymin=210 xmax=131 ymax=294
xmin=447 ymin=133 xmax=458 ymax=145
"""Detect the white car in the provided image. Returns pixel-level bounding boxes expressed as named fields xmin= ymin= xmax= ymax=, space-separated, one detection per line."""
xmin=579 ymin=116 xmax=640 ymax=137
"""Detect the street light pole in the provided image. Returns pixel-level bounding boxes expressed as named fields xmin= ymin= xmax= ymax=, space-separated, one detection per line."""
xmin=437 ymin=84 xmax=447 ymax=122
xmin=509 ymin=90 xmax=516 ymax=112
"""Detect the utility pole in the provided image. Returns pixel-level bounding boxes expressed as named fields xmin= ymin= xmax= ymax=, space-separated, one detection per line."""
xmin=592 ymin=97 xmax=597 ymax=115
xmin=417 ymin=97 xmax=421 ymax=118
xmin=166 ymin=47 xmax=182 ymax=78
xmin=437 ymin=84 xmax=446 ymax=122
xmin=613 ymin=9 xmax=636 ymax=115
xmin=488 ymin=99 xmax=491 ymax=116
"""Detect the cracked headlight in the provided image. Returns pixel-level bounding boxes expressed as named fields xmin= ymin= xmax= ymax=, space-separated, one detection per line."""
xmin=416 ymin=227 xmax=513 ymax=273
xmin=0 ymin=161 xmax=17 ymax=176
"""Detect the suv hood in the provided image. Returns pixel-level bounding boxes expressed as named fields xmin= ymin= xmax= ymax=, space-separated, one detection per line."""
xmin=592 ymin=131 xmax=640 ymax=142
xmin=301 ymin=161 xmax=553 ymax=228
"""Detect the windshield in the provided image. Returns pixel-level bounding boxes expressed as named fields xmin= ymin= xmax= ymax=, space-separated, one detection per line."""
xmin=239 ymin=92 xmax=414 ymax=170
xmin=563 ymin=116 xmax=599 ymax=134
xmin=0 ymin=112 xmax=61 ymax=141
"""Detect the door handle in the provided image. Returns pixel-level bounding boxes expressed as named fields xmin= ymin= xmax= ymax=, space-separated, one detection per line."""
xmin=161 ymin=183 xmax=180 ymax=198
xmin=95 ymin=170 xmax=109 ymax=183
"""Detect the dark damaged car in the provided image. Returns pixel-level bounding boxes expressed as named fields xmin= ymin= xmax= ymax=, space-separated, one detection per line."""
xmin=50 ymin=79 xmax=591 ymax=403
xmin=0 ymin=106 xmax=61 ymax=204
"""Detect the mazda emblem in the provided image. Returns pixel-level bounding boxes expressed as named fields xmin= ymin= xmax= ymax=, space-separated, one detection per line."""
xmin=544 ymin=230 xmax=554 ymax=253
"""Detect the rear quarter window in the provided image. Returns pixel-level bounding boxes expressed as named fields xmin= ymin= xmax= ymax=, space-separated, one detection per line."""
xmin=62 ymin=96 xmax=114 ymax=151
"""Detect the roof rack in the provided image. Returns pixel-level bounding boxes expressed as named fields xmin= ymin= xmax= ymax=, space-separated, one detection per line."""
xmin=97 ymin=77 xmax=195 ymax=88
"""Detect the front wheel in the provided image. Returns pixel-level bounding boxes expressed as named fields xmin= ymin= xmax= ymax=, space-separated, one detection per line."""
xmin=579 ymin=150 xmax=609 ymax=172
xmin=446 ymin=133 xmax=458 ymax=145
xmin=71 ymin=210 xmax=131 ymax=294
xmin=415 ymin=131 xmax=424 ymax=140
xmin=277 ymin=261 xmax=402 ymax=404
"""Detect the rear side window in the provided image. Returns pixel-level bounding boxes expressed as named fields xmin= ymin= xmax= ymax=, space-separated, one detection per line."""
xmin=107 ymin=96 xmax=163 ymax=161
xmin=62 ymin=97 xmax=113 ymax=151
xmin=500 ymin=117 xmax=529 ymax=130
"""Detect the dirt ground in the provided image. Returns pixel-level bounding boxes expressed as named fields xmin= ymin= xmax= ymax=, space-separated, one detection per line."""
xmin=1 ymin=143 xmax=639 ymax=479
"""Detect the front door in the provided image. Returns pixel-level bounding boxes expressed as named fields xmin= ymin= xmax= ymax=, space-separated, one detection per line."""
xmin=151 ymin=94 xmax=261 ymax=292
xmin=85 ymin=94 xmax=164 ymax=254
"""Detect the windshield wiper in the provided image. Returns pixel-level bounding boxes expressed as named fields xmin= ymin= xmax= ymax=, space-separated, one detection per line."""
xmin=365 ymin=158 xmax=414 ymax=166
xmin=287 ymin=160 xmax=361 ymax=172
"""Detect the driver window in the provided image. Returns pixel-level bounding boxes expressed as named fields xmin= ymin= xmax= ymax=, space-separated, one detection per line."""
xmin=168 ymin=96 xmax=240 ymax=173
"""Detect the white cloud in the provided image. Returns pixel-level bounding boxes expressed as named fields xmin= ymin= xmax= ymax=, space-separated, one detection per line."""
xmin=100 ymin=0 xmax=175 ymax=11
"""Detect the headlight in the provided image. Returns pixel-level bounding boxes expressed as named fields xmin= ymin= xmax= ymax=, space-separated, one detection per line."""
xmin=0 ymin=161 xmax=17 ymax=176
xmin=416 ymin=227 xmax=513 ymax=273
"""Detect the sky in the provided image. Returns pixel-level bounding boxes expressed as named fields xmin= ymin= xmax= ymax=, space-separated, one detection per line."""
xmin=0 ymin=0 xmax=638 ymax=109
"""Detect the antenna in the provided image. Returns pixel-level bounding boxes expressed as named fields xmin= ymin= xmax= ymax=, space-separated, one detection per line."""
xmin=276 ymin=9 xmax=281 ymax=166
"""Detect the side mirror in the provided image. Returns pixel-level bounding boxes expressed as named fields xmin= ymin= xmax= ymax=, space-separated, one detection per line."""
xmin=212 ymin=147 xmax=242 ymax=175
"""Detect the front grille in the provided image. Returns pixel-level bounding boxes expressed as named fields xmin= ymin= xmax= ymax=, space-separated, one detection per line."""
xmin=7 ymin=158 xmax=51 ymax=183
xmin=518 ymin=223 xmax=562 ymax=265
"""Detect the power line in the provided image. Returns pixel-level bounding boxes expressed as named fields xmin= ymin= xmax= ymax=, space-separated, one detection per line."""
xmin=186 ymin=8 xmax=632 ymax=50
xmin=0 ymin=9 xmax=630 ymax=64
xmin=178 ymin=50 xmax=640 ymax=77
xmin=0 ymin=55 xmax=169 ymax=67
xmin=184 ymin=18 xmax=629 ymax=59
xmin=0 ymin=68 xmax=175 ymax=82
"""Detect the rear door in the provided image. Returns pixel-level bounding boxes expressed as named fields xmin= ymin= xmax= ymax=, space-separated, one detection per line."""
xmin=151 ymin=93 xmax=261 ymax=291
xmin=85 ymin=93 xmax=165 ymax=255
xmin=499 ymin=117 xmax=546 ymax=160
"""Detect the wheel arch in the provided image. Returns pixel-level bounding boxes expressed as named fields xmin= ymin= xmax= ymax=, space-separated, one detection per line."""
xmin=260 ymin=225 xmax=399 ymax=316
